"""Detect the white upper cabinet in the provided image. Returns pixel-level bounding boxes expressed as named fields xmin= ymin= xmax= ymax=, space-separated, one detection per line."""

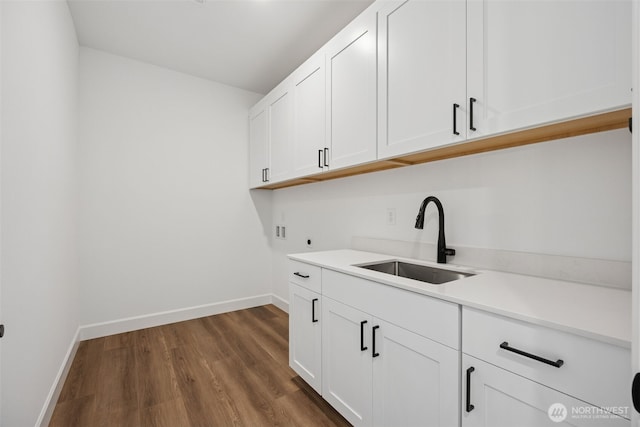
xmin=267 ymin=80 xmax=294 ymax=183
xmin=466 ymin=0 xmax=631 ymax=139
xmin=326 ymin=10 xmax=378 ymax=170
xmin=248 ymin=100 xmax=269 ymax=189
xmin=292 ymin=52 xmax=327 ymax=177
xmin=248 ymin=0 xmax=632 ymax=188
xmin=378 ymin=0 xmax=467 ymax=159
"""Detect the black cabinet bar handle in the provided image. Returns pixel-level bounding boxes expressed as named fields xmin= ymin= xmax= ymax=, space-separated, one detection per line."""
xmin=324 ymin=147 xmax=329 ymax=167
xmin=293 ymin=272 xmax=309 ymax=279
xmin=632 ymin=373 xmax=640 ymax=413
xmin=261 ymin=168 xmax=265 ymax=182
xmin=265 ymin=168 xmax=269 ymax=182
xmin=453 ymin=103 xmax=460 ymax=135
xmin=318 ymin=149 xmax=323 ymax=169
xmin=372 ymin=325 xmax=380 ymax=358
xmin=469 ymin=97 xmax=477 ymax=131
xmin=360 ymin=320 xmax=368 ymax=351
xmin=311 ymin=298 xmax=318 ymax=323
xmin=500 ymin=341 xmax=564 ymax=368
xmin=466 ymin=367 xmax=475 ymax=412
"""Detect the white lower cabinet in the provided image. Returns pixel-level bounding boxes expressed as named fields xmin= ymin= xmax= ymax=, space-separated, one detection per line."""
xmin=372 ymin=319 xmax=459 ymax=427
xmin=321 ymin=295 xmax=460 ymax=427
xmin=289 ymin=260 xmax=630 ymax=427
xmin=462 ymin=307 xmax=630 ymax=426
xmin=462 ymin=355 xmax=628 ymax=427
xmin=322 ymin=297 xmax=373 ymax=426
xmin=289 ymin=283 xmax=322 ymax=393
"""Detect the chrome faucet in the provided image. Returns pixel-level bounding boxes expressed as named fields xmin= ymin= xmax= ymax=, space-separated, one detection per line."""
xmin=415 ymin=196 xmax=456 ymax=264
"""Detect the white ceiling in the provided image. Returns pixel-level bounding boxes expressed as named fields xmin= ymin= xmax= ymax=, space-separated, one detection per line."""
xmin=67 ymin=0 xmax=373 ymax=94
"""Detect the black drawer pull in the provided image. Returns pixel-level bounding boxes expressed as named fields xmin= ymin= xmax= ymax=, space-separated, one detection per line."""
xmin=466 ymin=366 xmax=475 ymax=412
xmin=293 ymin=272 xmax=309 ymax=279
xmin=372 ymin=325 xmax=380 ymax=358
xmin=360 ymin=320 xmax=368 ymax=351
xmin=453 ymin=103 xmax=460 ymax=135
xmin=318 ymin=149 xmax=323 ymax=169
xmin=500 ymin=341 xmax=564 ymax=368
xmin=469 ymin=97 xmax=477 ymax=131
xmin=311 ymin=298 xmax=318 ymax=323
xmin=324 ymin=147 xmax=329 ymax=167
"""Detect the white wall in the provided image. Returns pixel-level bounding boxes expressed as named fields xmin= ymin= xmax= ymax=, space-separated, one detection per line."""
xmin=78 ymin=48 xmax=272 ymax=325
xmin=271 ymin=129 xmax=632 ymax=300
xmin=1 ymin=1 xmax=80 ymax=426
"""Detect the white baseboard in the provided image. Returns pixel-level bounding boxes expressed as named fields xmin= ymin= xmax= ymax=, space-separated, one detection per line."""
xmin=271 ymin=293 xmax=289 ymax=313
xmin=39 ymin=293 xmax=288 ymax=425
xmin=37 ymin=328 xmax=81 ymax=427
xmin=78 ymin=294 xmax=274 ymax=340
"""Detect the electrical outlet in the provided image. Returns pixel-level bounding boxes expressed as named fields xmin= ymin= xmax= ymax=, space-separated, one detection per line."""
xmin=275 ymin=224 xmax=287 ymax=240
xmin=386 ymin=208 xmax=396 ymax=225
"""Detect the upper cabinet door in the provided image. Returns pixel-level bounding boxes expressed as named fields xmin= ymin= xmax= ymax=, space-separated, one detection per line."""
xmin=467 ymin=0 xmax=631 ymax=139
xmin=268 ymin=83 xmax=294 ymax=183
xmin=326 ymin=10 xmax=378 ymax=170
xmin=293 ymin=52 xmax=327 ymax=177
xmin=248 ymin=102 xmax=269 ymax=189
xmin=378 ymin=0 xmax=467 ymax=159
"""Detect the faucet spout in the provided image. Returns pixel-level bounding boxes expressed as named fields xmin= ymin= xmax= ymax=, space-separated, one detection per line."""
xmin=415 ymin=196 xmax=455 ymax=264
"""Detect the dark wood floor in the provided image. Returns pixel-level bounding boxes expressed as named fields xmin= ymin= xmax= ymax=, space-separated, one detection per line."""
xmin=50 ymin=305 xmax=349 ymax=427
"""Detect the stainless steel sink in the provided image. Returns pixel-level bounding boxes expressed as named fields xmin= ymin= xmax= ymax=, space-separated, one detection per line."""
xmin=358 ymin=261 xmax=474 ymax=285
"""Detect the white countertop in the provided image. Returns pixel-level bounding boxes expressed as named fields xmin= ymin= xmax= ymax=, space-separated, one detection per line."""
xmin=288 ymin=249 xmax=631 ymax=348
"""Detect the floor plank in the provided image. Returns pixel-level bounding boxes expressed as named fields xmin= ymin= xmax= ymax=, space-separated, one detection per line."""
xmin=49 ymin=395 xmax=96 ymax=426
xmin=139 ymin=399 xmax=191 ymax=427
xmin=50 ymin=304 xmax=349 ymax=427
xmin=57 ymin=338 xmax=105 ymax=403
xmin=95 ymin=346 xmax=138 ymax=413
xmin=134 ymin=326 xmax=178 ymax=408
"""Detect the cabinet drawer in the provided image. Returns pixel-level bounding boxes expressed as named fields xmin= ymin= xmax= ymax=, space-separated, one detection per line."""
xmin=289 ymin=260 xmax=321 ymax=292
xmin=462 ymin=307 xmax=630 ymax=414
xmin=323 ymin=269 xmax=459 ymax=349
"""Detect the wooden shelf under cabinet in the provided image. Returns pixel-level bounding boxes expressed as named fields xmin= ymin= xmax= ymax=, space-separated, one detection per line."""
xmin=256 ymin=108 xmax=631 ymax=190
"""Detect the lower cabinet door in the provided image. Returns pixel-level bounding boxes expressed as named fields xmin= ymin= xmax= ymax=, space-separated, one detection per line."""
xmin=289 ymin=283 xmax=322 ymax=393
xmin=372 ymin=319 xmax=460 ymax=427
xmin=462 ymin=355 xmax=629 ymax=427
xmin=322 ymin=297 xmax=373 ymax=426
